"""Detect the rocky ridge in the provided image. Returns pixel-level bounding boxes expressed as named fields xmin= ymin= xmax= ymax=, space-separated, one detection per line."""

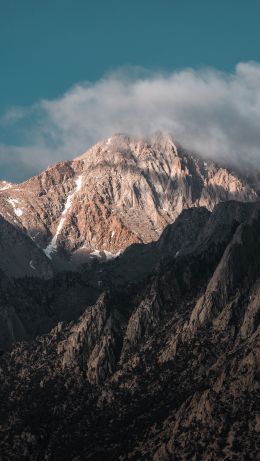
xmin=0 ymin=133 xmax=258 ymax=269
xmin=0 ymin=200 xmax=259 ymax=460
xmin=0 ymin=133 xmax=259 ymax=460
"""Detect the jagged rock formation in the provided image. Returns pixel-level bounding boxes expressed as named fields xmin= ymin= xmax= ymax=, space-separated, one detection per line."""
xmin=0 ymin=206 xmax=209 ymax=350
xmin=0 ymin=132 xmax=259 ymax=459
xmin=0 ymin=201 xmax=259 ymax=460
xmin=0 ymin=133 xmax=258 ymax=267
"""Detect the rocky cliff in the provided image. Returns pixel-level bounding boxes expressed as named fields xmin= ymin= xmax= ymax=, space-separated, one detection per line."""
xmin=0 ymin=200 xmax=259 ymax=460
xmin=0 ymin=133 xmax=258 ymax=268
xmin=0 ymin=133 xmax=259 ymax=460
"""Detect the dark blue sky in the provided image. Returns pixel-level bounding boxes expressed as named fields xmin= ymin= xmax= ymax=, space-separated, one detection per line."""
xmin=1 ymin=0 xmax=260 ymax=116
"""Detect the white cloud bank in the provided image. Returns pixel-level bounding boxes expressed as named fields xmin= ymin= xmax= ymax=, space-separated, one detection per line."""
xmin=1 ymin=61 xmax=260 ymax=181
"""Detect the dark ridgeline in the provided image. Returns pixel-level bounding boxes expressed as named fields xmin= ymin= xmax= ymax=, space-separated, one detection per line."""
xmin=0 ymin=200 xmax=259 ymax=460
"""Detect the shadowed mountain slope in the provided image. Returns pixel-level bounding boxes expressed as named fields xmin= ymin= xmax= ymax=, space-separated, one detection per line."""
xmin=0 ymin=200 xmax=259 ymax=460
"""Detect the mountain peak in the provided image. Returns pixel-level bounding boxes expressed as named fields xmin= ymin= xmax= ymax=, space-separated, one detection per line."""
xmin=76 ymin=131 xmax=178 ymax=161
xmin=0 ymin=134 xmax=258 ymax=268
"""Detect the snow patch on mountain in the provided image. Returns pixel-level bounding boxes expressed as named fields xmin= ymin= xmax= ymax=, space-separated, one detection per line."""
xmin=75 ymin=175 xmax=83 ymax=191
xmin=89 ymin=249 xmax=122 ymax=261
xmin=0 ymin=181 xmax=13 ymax=191
xmin=7 ymin=198 xmax=23 ymax=217
xmin=103 ymin=249 xmax=122 ymax=260
xmin=29 ymin=260 xmax=36 ymax=270
xmin=44 ymin=175 xmax=83 ymax=259
xmin=90 ymin=249 xmax=102 ymax=259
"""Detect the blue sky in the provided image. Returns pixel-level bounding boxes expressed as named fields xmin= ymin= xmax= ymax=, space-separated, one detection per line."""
xmin=1 ymin=0 xmax=260 ymax=181
xmin=1 ymin=0 xmax=260 ymax=114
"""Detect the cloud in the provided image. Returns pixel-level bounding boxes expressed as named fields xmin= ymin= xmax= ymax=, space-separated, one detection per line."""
xmin=1 ymin=62 xmax=260 ymax=181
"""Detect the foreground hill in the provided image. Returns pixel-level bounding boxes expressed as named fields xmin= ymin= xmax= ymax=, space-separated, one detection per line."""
xmin=0 ymin=200 xmax=259 ymax=460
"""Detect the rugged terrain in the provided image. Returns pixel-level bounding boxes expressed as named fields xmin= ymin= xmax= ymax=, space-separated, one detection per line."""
xmin=0 ymin=133 xmax=258 ymax=270
xmin=0 ymin=134 xmax=259 ymax=460
xmin=0 ymin=200 xmax=259 ymax=460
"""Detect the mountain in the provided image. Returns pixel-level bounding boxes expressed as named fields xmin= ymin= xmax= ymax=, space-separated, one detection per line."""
xmin=0 ymin=205 xmax=209 ymax=350
xmin=0 ymin=133 xmax=258 ymax=269
xmin=0 ymin=215 xmax=52 ymax=279
xmin=0 ymin=200 xmax=259 ymax=460
xmin=0 ymin=133 xmax=259 ymax=460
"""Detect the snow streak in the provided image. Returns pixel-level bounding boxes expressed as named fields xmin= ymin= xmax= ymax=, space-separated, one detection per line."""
xmin=44 ymin=175 xmax=82 ymax=259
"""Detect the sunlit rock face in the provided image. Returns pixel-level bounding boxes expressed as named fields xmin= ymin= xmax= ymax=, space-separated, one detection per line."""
xmin=0 ymin=133 xmax=258 ymax=268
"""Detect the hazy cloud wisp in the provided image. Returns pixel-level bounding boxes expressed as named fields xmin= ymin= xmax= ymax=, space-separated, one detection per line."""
xmin=1 ymin=61 xmax=260 ymax=181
